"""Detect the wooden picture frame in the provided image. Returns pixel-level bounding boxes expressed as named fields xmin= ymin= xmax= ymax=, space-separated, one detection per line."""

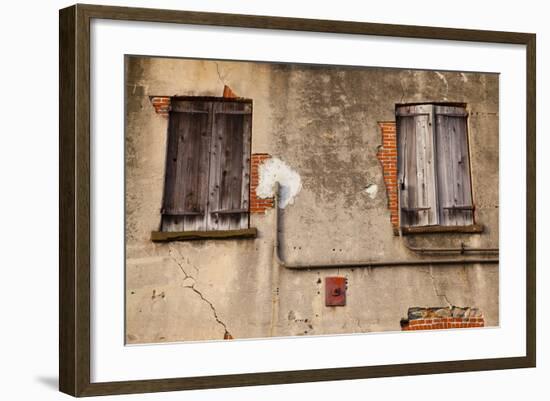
xmin=59 ymin=3 xmax=536 ymax=397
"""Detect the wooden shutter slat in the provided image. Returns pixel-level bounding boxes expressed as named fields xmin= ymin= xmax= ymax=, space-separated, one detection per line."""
xmin=214 ymin=110 xmax=252 ymax=115
xmin=435 ymin=111 xmax=473 ymax=226
xmin=162 ymin=210 xmax=204 ymax=216
xmin=452 ymin=115 xmax=473 ymax=224
xmin=161 ymin=102 xmax=211 ymax=232
xmin=240 ymin=108 xmax=252 ymax=229
xmin=396 ymin=104 xmax=433 ymax=116
xmin=400 ymin=116 xmax=417 ymax=227
xmin=210 ymin=208 xmax=248 ymax=214
xmin=415 ymin=112 xmax=438 ymax=226
xmin=161 ymin=113 xmax=183 ymax=232
xmin=434 ymin=105 xmax=468 ymax=117
xmin=435 ymin=114 xmax=453 ymax=225
xmin=178 ymin=107 xmax=210 ymax=231
xmin=171 ymin=100 xmax=210 ymax=113
xmin=207 ymin=101 xmax=252 ymax=231
xmin=415 ymin=115 xmax=428 ymax=226
xmin=449 ymin=116 xmax=462 ymax=225
xmin=397 ymin=117 xmax=407 ymax=225
xmin=221 ymin=102 xmax=244 ymax=230
xmin=457 ymin=116 xmax=473 ymax=223
xmin=397 ymin=105 xmax=438 ymax=228
xmin=207 ymin=102 xmax=222 ymax=231
xmin=224 ymin=113 xmax=242 ymax=230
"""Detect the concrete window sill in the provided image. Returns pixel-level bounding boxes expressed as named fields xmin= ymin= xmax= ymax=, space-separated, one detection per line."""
xmin=399 ymin=224 xmax=484 ymax=235
xmin=151 ymin=228 xmax=257 ymax=242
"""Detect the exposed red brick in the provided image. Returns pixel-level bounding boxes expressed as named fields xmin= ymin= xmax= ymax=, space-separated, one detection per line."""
xmin=376 ymin=121 xmax=399 ymax=233
xmin=401 ymin=307 xmax=485 ymax=332
xmin=222 ymin=85 xmax=238 ymax=98
xmin=150 ymin=96 xmax=171 ymax=118
xmin=250 ymin=153 xmax=274 ymax=214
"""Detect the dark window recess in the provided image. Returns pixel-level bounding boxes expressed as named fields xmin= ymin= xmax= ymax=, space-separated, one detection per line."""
xmin=161 ymin=99 xmax=252 ymax=232
xmin=396 ymin=104 xmax=474 ymax=228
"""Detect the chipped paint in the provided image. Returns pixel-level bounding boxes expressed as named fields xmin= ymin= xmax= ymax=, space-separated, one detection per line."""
xmin=256 ymin=157 xmax=302 ymax=208
xmin=364 ymin=184 xmax=378 ymax=199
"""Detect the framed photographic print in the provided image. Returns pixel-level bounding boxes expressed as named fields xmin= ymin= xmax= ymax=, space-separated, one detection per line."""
xmin=59 ymin=3 xmax=536 ymax=397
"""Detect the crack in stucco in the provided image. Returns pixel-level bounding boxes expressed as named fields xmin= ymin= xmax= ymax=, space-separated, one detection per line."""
xmin=168 ymin=246 xmax=196 ymax=283
xmin=399 ymin=78 xmax=406 ymax=104
xmin=421 ymin=267 xmax=453 ymax=307
xmin=168 ymin=245 xmax=231 ymax=337
xmin=435 ymin=72 xmax=449 ymax=99
xmin=215 ymin=62 xmax=225 ymax=86
xmin=183 ymin=284 xmax=230 ymax=336
xmin=398 ymin=70 xmax=414 ymax=103
xmin=187 ymin=259 xmax=200 ymax=275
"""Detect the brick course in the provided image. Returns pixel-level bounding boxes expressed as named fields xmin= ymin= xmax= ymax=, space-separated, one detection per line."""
xmin=376 ymin=122 xmax=399 ymax=233
xmin=250 ymin=153 xmax=274 ymax=214
xmin=401 ymin=307 xmax=485 ymax=331
xmin=150 ymin=96 xmax=171 ymax=117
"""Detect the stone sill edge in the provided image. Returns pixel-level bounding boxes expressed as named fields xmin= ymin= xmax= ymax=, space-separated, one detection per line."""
xmin=151 ymin=227 xmax=258 ymax=242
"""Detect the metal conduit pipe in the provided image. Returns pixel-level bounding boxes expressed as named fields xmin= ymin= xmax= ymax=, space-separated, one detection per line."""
xmin=272 ymin=183 xmax=499 ymax=270
xmin=403 ymin=240 xmax=499 ymax=254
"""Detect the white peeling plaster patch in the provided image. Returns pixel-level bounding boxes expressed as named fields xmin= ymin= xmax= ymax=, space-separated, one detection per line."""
xmin=256 ymin=157 xmax=302 ymax=208
xmin=460 ymin=72 xmax=468 ymax=82
xmin=364 ymin=184 xmax=378 ymax=199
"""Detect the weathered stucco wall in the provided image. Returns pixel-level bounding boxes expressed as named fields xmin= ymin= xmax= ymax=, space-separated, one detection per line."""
xmin=125 ymin=56 xmax=499 ymax=344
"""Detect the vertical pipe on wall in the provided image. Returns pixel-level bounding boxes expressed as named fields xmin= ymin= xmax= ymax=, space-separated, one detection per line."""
xmin=269 ymin=183 xmax=282 ymax=336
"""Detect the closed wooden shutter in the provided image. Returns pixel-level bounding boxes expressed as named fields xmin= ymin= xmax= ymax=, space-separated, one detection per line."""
xmin=161 ymin=98 xmax=252 ymax=232
xmin=434 ymin=105 xmax=473 ymax=225
xmin=161 ymin=100 xmax=212 ymax=231
xmin=207 ymin=101 xmax=252 ymax=230
xmin=397 ymin=105 xmax=439 ymax=227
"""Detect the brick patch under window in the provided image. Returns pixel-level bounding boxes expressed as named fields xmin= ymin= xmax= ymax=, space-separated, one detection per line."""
xmin=250 ymin=153 xmax=274 ymax=214
xmin=376 ymin=122 xmax=398 ymax=233
xmin=150 ymin=96 xmax=171 ymax=117
xmin=401 ymin=306 xmax=485 ymax=331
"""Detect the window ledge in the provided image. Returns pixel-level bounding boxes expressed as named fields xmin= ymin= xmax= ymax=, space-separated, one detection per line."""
xmin=151 ymin=228 xmax=257 ymax=242
xmin=399 ymin=224 xmax=484 ymax=235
